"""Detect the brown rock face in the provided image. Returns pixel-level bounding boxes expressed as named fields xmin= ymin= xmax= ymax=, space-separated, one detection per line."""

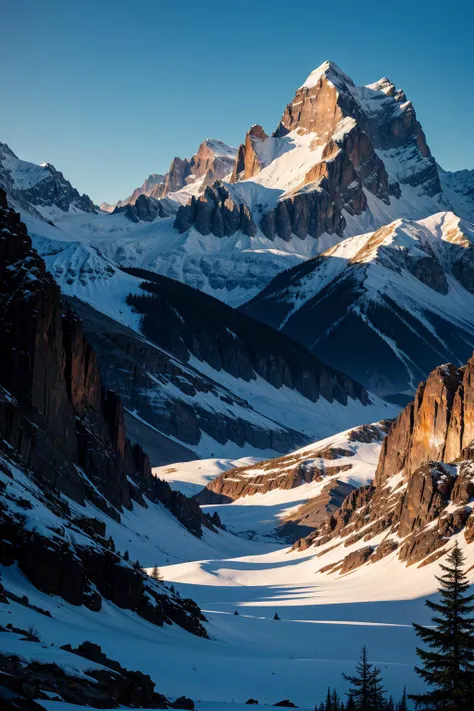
xmin=375 ymin=362 xmax=472 ymax=486
xmin=231 ymin=125 xmax=268 ymax=182
xmin=294 ymin=354 xmax=474 ymax=571
xmin=275 ymin=72 xmax=345 ymax=138
xmin=0 ymin=190 xmax=211 ymax=525
xmin=0 ymin=189 xmax=149 ymax=509
xmin=175 ymin=182 xmax=257 ymax=237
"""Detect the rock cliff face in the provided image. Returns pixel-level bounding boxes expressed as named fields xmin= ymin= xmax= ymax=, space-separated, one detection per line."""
xmin=230 ymin=125 xmax=268 ymax=182
xmin=293 ymin=354 xmax=474 ymax=569
xmin=174 ymin=181 xmax=257 ymax=237
xmin=175 ymin=61 xmax=448 ymax=243
xmin=0 ymin=188 xmax=209 ymax=634
xmin=113 ymin=193 xmax=171 ymax=222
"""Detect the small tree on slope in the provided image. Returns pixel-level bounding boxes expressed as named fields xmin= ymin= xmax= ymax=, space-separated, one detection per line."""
xmin=151 ymin=564 xmax=162 ymax=582
xmin=343 ymin=645 xmax=386 ymax=710
xmin=410 ymin=542 xmax=474 ymax=710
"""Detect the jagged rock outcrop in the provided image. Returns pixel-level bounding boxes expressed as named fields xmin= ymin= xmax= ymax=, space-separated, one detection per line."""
xmin=175 ymin=181 xmax=257 ymax=236
xmin=113 ymin=194 xmax=170 ymax=222
xmin=230 ymin=125 xmax=268 ymax=182
xmin=115 ymin=139 xmax=237 ymax=214
xmin=294 ymin=355 xmax=474 ymax=569
xmin=375 ymin=361 xmax=474 ymax=484
xmin=0 ymin=632 xmax=192 ymax=709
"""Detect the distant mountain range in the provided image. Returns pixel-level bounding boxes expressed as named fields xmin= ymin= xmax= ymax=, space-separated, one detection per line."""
xmin=2 ymin=59 xmax=474 ymax=409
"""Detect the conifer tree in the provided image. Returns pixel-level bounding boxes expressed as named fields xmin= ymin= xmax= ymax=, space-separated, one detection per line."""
xmin=396 ymin=688 xmax=407 ymax=711
xmin=410 ymin=542 xmax=474 ymax=710
xmin=345 ymin=696 xmax=356 ymax=711
xmin=324 ymin=688 xmax=332 ymax=711
xmin=343 ymin=645 xmax=386 ymax=710
xmin=331 ymin=688 xmax=341 ymax=710
xmin=151 ymin=564 xmax=162 ymax=581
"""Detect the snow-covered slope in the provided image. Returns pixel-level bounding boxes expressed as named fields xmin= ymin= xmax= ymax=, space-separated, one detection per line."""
xmin=243 ymin=211 xmax=474 ymax=398
xmin=180 ymin=423 xmax=390 ymax=541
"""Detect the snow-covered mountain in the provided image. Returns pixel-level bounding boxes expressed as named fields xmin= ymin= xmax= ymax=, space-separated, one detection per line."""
xmin=106 ymin=138 xmax=237 ymax=212
xmin=168 ymin=61 xmax=474 ymax=303
xmin=0 ymin=141 xmax=96 ymax=217
xmin=2 ymin=62 xmax=473 ymax=309
xmin=243 ymin=211 xmax=474 ymax=399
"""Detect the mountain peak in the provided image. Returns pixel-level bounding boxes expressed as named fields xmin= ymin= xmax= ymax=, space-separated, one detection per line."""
xmin=300 ymin=60 xmax=354 ymax=90
xmin=200 ymin=138 xmax=237 ymax=158
xmin=0 ymin=141 xmax=17 ymax=158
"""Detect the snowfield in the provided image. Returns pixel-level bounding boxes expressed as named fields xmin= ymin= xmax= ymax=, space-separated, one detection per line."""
xmin=3 ymin=425 xmax=473 ymax=709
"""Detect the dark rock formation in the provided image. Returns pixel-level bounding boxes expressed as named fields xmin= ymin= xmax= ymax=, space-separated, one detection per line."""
xmin=175 ymin=181 xmax=257 ymax=237
xmin=113 ymin=194 xmax=170 ymax=222
xmin=0 ymin=636 xmax=172 ymax=708
xmin=0 ymin=188 xmax=208 ymax=634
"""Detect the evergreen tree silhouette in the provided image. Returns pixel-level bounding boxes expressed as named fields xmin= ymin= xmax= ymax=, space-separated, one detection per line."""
xmin=410 ymin=542 xmax=474 ymax=710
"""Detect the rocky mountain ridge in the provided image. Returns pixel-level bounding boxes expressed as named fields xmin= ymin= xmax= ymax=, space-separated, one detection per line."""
xmin=242 ymin=211 xmax=474 ymax=398
xmin=0 ymin=142 xmax=96 ymax=218
xmin=108 ymin=139 xmax=237 ymax=215
xmin=196 ymin=422 xmax=390 ymax=542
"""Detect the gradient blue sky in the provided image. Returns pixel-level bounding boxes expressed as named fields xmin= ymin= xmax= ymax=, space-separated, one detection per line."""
xmin=2 ymin=0 xmax=473 ymax=204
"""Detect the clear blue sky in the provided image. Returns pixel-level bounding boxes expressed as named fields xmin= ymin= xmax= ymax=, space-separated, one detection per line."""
xmin=2 ymin=0 xmax=473 ymax=204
